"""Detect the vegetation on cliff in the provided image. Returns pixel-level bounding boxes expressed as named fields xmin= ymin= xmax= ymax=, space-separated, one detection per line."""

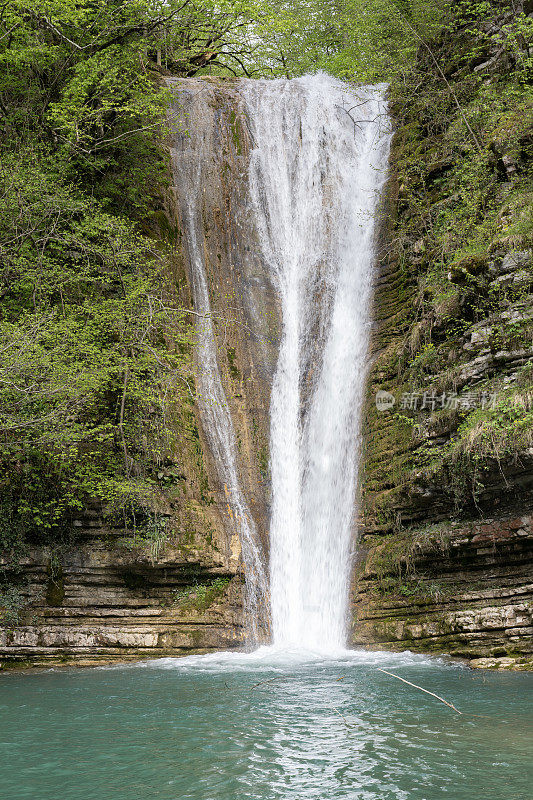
xmin=0 ymin=1 xmax=243 ymax=594
xmin=1 ymin=0 xmax=531 ymax=651
xmin=1 ymin=0 xmax=292 ymax=622
xmin=361 ymin=0 xmax=532 ymax=528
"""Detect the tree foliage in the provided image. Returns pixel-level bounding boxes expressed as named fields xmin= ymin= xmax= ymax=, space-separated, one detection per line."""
xmin=0 ymin=1 xmax=204 ymax=561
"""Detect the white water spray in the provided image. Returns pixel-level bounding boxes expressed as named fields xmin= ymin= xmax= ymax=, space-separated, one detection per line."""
xmin=243 ymin=75 xmax=391 ymax=651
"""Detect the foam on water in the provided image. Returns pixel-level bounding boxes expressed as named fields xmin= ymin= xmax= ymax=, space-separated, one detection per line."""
xmin=136 ymin=646 xmax=447 ymax=675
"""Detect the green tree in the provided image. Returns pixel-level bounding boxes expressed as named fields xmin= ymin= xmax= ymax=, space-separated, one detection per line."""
xmin=0 ymin=1 xmax=204 ymax=565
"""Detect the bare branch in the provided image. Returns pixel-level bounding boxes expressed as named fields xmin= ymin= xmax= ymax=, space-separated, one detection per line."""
xmin=376 ymin=668 xmax=462 ymax=714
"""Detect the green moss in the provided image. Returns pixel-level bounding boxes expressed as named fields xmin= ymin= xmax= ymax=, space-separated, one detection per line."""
xmin=171 ymin=576 xmax=231 ymax=611
xmin=0 ymin=658 xmax=33 ymax=670
xmin=420 ymin=378 xmax=533 ymax=505
xmin=151 ymin=210 xmax=180 ymax=245
xmin=189 ymin=629 xmax=204 ymax=648
xmin=181 ymin=400 xmax=210 ymax=502
xmin=365 ymin=41 xmax=533 ymax=515
xmin=226 ymin=346 xmax=241 ymax=379
xmin=365 ymin=523 xmax=452 ymax=599
xmin=45 ymin=557 xmax=64 ymax=607
xmin=258 ymin=444 xmax=269 ymax=481
xmin=229 ymin=110 xmax=242 ymax=155
xmin=0 ymin=584 xmax=26 ymax=626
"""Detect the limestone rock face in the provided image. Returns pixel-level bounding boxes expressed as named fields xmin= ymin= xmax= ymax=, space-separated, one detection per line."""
xmin=352 ymin=191 xmax=533 ymax=669
xmin=166 ymin=77 xmax=281 ymax=557
xmin=352 ymin=3 xmax=533 ymax=668
xmin=352 ymin=515 xmax=533 ymax=668
xmin=0 ymin=529 xmax=245 ymax=668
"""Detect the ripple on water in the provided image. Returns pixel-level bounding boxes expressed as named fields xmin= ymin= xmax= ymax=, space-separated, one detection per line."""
xmin=0 ymin=650 xmax=531 ymax=800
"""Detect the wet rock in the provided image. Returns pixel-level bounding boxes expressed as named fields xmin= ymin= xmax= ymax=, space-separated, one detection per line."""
xmin=470 ymin=657 xmax=518 ymax=669
xmin=491 ymin=272 xmax=515 ymax=288
xmin=352 ymin=513 xmax=533 ymax=666
xmin=458 ymin=353 xmax=493 ymax=381
xmin=512 ymin=269 xmax=532 ymax=289
xmin=464 ymin=326 xmax=492 ymax=351
xmin=501 ymin=153 xmax=518 ymax=176
xmin=501 ymin=250 xmax=531 ymax=273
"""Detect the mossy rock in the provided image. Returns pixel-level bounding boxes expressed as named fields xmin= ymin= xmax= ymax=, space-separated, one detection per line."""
xmin=45 ymin=560 xmax=65 ymax=607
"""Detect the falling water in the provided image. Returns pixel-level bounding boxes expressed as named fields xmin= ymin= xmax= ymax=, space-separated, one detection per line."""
xmin=168 ymin=75 xmax=390 ymax=651
xmin=243 ymin=75 xmax=391 ymax=651
xmin=168 ymin=83 xmax=270 ymax=644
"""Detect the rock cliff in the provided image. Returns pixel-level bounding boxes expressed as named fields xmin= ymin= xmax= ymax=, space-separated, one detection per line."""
xmin=352 ymin=1 xmax=533 ymax=669
xmin=3 ymin=3 xmax=532 ymax=669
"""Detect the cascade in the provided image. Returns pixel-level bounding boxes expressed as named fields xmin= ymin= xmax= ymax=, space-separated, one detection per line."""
xmin=168 ymin=84 xmax=270 ymax=644
xmin=244 ymin=75 xmax=391 ymax=650
xmin=169 ymin=74 xmax=390 ymax=651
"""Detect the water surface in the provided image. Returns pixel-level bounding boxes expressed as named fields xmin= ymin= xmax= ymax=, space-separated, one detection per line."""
xmin=1 ymin=649 xmax=532 ymax=800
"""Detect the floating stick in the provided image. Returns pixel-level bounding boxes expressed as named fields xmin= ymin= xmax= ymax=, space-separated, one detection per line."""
xmin=329 ymin=705 xmax=355 ymax=728
xmin=250 ymin=675 xmax=285 ymax=690
xmin=376 ymin=668 xmax=462 ymax=714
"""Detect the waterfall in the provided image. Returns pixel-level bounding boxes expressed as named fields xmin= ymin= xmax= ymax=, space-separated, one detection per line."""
xmin=168 ymin=74 xmax=390 ymax=653
xmin=168 ymin=83 xmax=270 ymax=645
xmin=243 ymin=75 xmax=391 ymax=651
